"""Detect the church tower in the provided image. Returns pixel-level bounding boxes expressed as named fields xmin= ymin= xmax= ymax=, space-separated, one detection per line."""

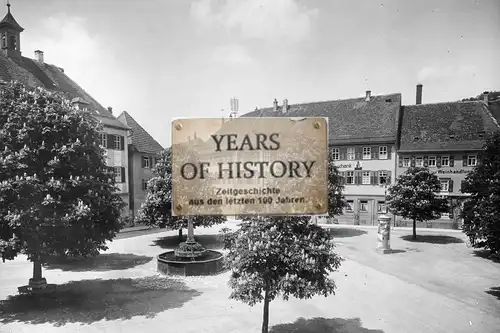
xmin=0 ymin=2 xmax=24 ymax=58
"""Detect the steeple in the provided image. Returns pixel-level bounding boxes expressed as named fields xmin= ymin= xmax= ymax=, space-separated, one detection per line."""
xmin=0 ymin=1 xmax=24 ymax=58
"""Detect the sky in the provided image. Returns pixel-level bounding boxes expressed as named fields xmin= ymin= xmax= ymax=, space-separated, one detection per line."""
xmin=5 ymin=0 xmax=500 ymax=147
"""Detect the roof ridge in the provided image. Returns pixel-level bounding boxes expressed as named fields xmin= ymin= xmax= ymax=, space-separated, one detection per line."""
xmin=251 ymin=93 xmax=402 ymax=113
xmin=406 ymin=100 xmax=483 ymax=107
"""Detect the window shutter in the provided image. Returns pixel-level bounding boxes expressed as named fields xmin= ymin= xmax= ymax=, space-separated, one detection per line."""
xmin=141 ymin=157 xmax=146 ymax=168
xmin=462 ymin=155 xmax=467 ymax=167
xmin=423 ymin=156 xmax=428 ymax=167
xmin=398 ymin=157 xmax=403 ymax=167
xmin=107 ymin=166 xmax=114 ymax=175
xmin=410 ymin=156 xmax=416 ymax=167
xmin=355 ymin=171 xmax=361 ymax=185
xmin=120 ymin=136 xmax=125 ymax=151
xmin=449 ymin=179 xmax=454 ymax=192
xmin=387 ymin=146 xmax=392 ymax=159
xmin=371 ymin=146 xmax=378 ymax=159
xmin=107 ymin=134 xmax=114 ymax=149
xmin=436 ymin=156 xmax=441 ymax=168
xmin=370 ymin=172 xmax=375 ymax=185
xmin=387 ymin=171 xmax=392 ymax=184
xmin=340 ymin=147 xmax=347 ymax=160
xmin=355 ymin=147 xmax=361 ymax=160
xmin=148 ymin=156 xmax=152 ymax=167
xmin=460 ymin=180 xmax=466 ymax=193
xmin=340 ymin=171 xmax=346 ymax=185
xmin=121 ymin=167 xmax=126 ymax=183
xmin=449 ymin=155 xmax=454 ymax=167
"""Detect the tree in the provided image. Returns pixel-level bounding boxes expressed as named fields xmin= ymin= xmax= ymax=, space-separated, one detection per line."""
xmin=386 ymin=166 xmax=449 ymax=240
xmin=0 ymin=81 xmax=126 ymax=289
xmin=135 ymin=148 xmax=226 ymax=239
xmin=461 ymin=132 xmax=500 ymax=256
xmin=220 ymin=217 xmax=343 ymax=333
xmin=220 ymin=150 xmax=345 ymax=333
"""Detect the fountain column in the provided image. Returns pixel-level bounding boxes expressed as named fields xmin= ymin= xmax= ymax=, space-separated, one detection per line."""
xmin=186 ymin=217 xmax=195 ymax=243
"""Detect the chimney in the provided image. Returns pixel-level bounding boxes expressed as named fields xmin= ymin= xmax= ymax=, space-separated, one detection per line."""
xmin=416 ymin=84 xmax=423 ymax=105
xmin=282 ymin=99 xmax=288 ymax=112
xmin=365 ymin=90 xmax=371 ymax=102
xmin=34 ymin=50 xmax=44 ymax=63
xmin=483 ymin=92 xmax=489 ymax=104
xmin=273 ymin=98 xmax=278 ymax=111
xmin=107 ymin=107 xmax=113 ymax=114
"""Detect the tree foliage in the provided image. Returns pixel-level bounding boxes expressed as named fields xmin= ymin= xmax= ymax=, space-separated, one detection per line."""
xmin=386 ymin=166 xmax=448 ymax=239
xmin=135 ymin=148 xmax=226 ymax=230
xmin=0 ymin=81 xmax=125 ymax=264
xmin=220 ymin=217 xmax=343 ymax=333
xmin=461 ymin=132 xmax=500 ymax=254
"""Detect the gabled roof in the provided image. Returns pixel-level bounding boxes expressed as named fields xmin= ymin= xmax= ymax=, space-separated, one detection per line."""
xmin=0 ymin=5 xmax=24 ymax=31
xmin=399 ymin=101 xmax=500 ymax=152
xmin=117 ymin=111 xmax=164 ymax=154
xmin=239 ymin=93 xmax=402 ymax=145
xmin=0 ymin=52 xmax=129 ymax=130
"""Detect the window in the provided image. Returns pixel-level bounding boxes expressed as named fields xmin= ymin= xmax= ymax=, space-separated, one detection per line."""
xmin=377 ymin=201 xmax=387 ymax=213
xmin=100 ymin=133 xmax=107 ymax=147
xmin=142 ymin=179 xmax=148 ymax=191
xmin=113 ymin=167 xmax=122 ymax=183
xmin=428 ymin=156 xmax=436 ymax=167
xmin=113 ymin=135 xmax=122 ymax=150
xmin=142 ymin=156 xmax=150 ymax=168
xmin=467 ymin=155 xmax=477 ymax=166
xmin=403 ymin=158 xmax=410 ymax=167
xmin=416 ymin=156 xmax=423 ymax=167
xmin=360 ymin=200 xmax=368 ymax=212
xmin=362 ymin=171 xmax=370 ymax=184
xmin=347 ymin=147 xmax=355 ymax=160
xmin=440 ymin=180 xmax=449 ymax=192
xmin=379 ymin=171 xmax=388 ymax=184
xmin=441 ymin=156 xmax=450 ymax=166
xmin=379 ymin=146 xmax=388 ymax=159
xmin=346 ymin=201 xmax=354 ymax=212
xmin=332 ymin=148 xmax=340 ymax=160
xmin=363 ymin=147 xmax=371 ymax=160
xmin=346 ymin=171 xmax=354 ymax=184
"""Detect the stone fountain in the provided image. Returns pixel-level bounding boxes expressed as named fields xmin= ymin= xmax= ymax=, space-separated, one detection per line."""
xmin=157 ymin=218 xmax=224 ymax=276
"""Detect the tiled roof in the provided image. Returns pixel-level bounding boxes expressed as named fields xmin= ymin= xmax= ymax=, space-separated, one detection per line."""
xmin=117 ymin=111 xmax=164 ymax=154
xmin=0 ymin=52 xmax=129 ymax=130
xmin=399 ymin=101 xmax=500 ymax=152
xmin=239 ymin=94 xmax=402 ymax=145
xmin=0 ymin=7 xmax=24 ymax=31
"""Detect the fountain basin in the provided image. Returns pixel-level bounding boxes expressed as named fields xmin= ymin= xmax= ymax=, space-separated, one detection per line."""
xmin=157 ymin=250 xmax=225 ymax=276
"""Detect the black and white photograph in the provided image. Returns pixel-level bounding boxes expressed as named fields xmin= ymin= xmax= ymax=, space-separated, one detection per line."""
xmin=0 ymin=1 xmax=499 ymax=332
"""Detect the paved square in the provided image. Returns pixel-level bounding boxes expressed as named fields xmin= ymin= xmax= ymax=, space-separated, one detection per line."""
xmin=0 ymin=222 xmax=499 ymax=333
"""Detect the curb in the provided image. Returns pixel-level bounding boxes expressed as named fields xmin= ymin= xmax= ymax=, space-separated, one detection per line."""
xmin=119 ymin=226 xmax=156 ymax=234
xmin=317 ymin=224 xmax=464 ymax=233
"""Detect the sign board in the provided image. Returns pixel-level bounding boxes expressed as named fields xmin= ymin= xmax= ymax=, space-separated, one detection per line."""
xmin=171 ymin=117 xmax=328 ymax=216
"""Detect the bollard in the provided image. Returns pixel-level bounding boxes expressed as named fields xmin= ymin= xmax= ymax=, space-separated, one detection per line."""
xmin=376 ymin=214 xmax=392 ymax=254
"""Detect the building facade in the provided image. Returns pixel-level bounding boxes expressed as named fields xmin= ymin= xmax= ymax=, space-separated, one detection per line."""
xmin=396 ymin=85 xmax=500 ymax=228
xmin=241 ymin=92 xmax=402 ymax=225
xmin=0 ymin=4 xmax=131 ymax=216
xmin=118 ymin=111 xmax=164 ymax=220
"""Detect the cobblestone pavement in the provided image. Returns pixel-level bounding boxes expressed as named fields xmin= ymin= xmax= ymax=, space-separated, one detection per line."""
xmin=0 ymin=221 xmax=499 ymax=333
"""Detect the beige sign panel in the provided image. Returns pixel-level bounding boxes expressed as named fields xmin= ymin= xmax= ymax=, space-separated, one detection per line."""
xmin=171 ymin=117 xmax=328 ymax=216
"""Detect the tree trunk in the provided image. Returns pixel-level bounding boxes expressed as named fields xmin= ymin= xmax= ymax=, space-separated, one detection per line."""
xmin=29 ymin=259 xmax=47 ymax=290
xmin=178 ymin=228 xmax=183 ymax=240
xmin=33 ymin=260 xmax=42 ymax=280
xmin=262 ymin=289 xmax=270 ymax=333
xmin=412 ymin=219 xmax=417 ymax=240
